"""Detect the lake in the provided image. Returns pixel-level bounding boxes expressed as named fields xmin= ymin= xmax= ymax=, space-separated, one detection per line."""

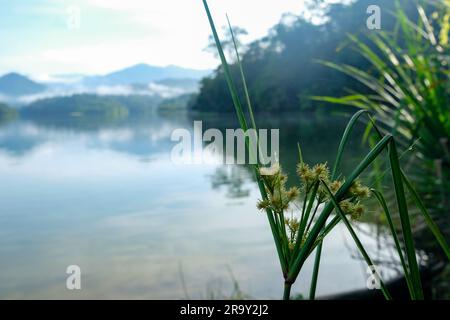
xmin=0 ymin=112 xmax=405 ymax=299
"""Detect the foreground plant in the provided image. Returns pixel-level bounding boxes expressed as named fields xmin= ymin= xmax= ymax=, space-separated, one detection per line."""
xmin=315 ymin=0 xmax=450 ymax=219
xmin=202 ymin=0 xmax=450 ymax=300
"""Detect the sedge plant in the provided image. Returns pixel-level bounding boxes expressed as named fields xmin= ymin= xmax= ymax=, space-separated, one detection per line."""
xmin=201 ymin=0 xmax=450 ymax=300
xmin=314 ymin=0 xmax=450 ymax=222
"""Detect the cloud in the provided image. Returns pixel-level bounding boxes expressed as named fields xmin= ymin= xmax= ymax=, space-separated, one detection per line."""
xmin=0 ymin=81 xmax=193 ymax=106
xmin=0 ymin=0 xmax=306 ymax=76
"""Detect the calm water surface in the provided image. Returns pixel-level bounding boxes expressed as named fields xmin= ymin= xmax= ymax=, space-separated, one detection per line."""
xmin=0 ymin=112 xmax=401 ymax=299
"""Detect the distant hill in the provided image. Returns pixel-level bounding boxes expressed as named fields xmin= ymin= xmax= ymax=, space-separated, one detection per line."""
xmin=20 ymin=94 xmax=162 ymax=119
xmin=0 ymin=73 xmax=46 ymax=96
xmin=0 ymin=102 xmax=17 ymax=122
xmin=83 ymin=64 xmax=210 ymax=86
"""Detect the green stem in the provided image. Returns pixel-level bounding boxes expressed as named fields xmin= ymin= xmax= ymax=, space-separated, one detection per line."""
xmin=389 ymin=141 xmax=423 ymax=299
xmin=283 ymin=282 xmax=292 ymax=300
xmin=305 ymin=201 xmax=320 ymax=235
xmin=309 ymin=242 xmax=323 ymax=300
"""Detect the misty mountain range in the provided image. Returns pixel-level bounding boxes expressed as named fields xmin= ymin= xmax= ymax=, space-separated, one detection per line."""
xmin=0 ymin=64 xmax=211 ymax=106
xmin=82 ymin=64 xmax=210 ymax=86
xmin=0 ymin=73 xmax=46 ymax=97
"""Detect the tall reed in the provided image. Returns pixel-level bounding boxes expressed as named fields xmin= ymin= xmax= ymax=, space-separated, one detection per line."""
xmin=201 ymin=0 xmax=450 ymax=300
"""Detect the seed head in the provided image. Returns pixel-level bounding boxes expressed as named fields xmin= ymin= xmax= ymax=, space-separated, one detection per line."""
xmin=260 ymin=162 xmax=280 ymax=176
xmin=339 ymin=199 xmax=353 ymax=213
xmin=257 ymin=199 xmax=271 ymax=211
xmin=330 ymin=180 xmax=343 ymax=194
xmin=349 ymin=180 xmax=371 ymax=199
xmin=312 ymin=163 xmax=329 ymax=180
xmin=297 ymin=163 xmax=310 ymax=179
xmin=285 ymin=217 xmax=300 ymax=233
xmin=286 ymin=187 xmax=300 ymax=200
xmin=351 ymin=203 xmax=365 ymax=221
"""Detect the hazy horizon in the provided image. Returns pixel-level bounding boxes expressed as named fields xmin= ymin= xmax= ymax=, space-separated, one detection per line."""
xmin=0 ymin=0 xmax=309 ymax=78
xmin=0 ymin=63 xmax=212 ymax=84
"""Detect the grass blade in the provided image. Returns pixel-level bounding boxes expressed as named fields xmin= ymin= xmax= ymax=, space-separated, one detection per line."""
xmin=371 ymin=189 xmax=414 ymax=298
xmin=388 ymin=140 xmax=423 ymax=299
xmin=401 ymin=171 xmax=450 ymax=260
xmin=309 ymin=110 xmax=383 ymax=298
xmin=202 ymin=0 xmax=289 ymax=275
xmin=226 ymin=15 xmax=257 ymax=133
xmin=331 ymin=110 xmax=382 ymax=179
xmin=202 ymin=0 xmax=248 ymax=131
xmin=227 ymin=15 xmax=267 ymax=165
xmin=321 ymin=181 xmax=392 ymax=300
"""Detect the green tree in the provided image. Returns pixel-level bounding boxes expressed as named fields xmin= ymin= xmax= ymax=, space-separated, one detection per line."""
xmin=191 ymin=0 xmax=417 ymax=113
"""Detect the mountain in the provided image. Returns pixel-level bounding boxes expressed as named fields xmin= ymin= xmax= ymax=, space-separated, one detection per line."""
xmin=83 ymin=64 xmax=211 ymax=86
xmin=0 ymin=73 xmax=46 ymax=96
xmin=0 ymin=64 xmax=209 ymax=106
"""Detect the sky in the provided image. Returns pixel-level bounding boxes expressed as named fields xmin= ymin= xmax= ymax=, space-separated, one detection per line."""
xmin=0 ymin=0 xmax=309 ymax=79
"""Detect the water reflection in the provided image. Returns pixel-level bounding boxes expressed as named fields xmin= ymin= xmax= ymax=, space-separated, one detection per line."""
xmin=0 ymin=112 xmax=404 ymax=299
xmin=209 ymin=166 xmax=251 ymax=199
